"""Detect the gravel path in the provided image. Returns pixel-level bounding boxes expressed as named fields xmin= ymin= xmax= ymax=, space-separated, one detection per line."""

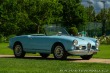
xmin=70 ymin=58 xmax=110 ymax=64
xmin=0 ymin=55 xmax=14 ymax=58
xmin=0 ymin=55 xmax=110 ymax=64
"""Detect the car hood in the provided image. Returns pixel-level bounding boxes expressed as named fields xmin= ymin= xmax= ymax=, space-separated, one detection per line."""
xmin=76 ymin=36 xmax=96 ymax=42
xmin=75 ymin=36 xmax=96 ymax=45
xmin=54 ymin=35 xmax=95 ymax=46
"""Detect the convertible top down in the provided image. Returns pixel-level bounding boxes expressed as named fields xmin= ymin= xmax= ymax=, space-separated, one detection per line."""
xmin=9 ymin=26 xmax=99 ymax=60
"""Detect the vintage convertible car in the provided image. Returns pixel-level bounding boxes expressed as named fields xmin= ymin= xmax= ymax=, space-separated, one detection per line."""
xmin=9 ymin=26 xmax=99 ymax=60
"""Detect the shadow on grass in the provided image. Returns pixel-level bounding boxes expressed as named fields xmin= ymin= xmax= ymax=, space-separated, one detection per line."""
xmin=0 ymin=55 xmax=82 ymax=61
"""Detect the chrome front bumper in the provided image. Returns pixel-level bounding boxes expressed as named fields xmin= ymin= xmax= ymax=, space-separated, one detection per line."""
xmin=68 ymin=49 xmax=98 ymax=55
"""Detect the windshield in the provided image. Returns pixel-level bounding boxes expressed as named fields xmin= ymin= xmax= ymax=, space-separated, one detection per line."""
xmin=44 ymin=26 xmax=70 ymax=36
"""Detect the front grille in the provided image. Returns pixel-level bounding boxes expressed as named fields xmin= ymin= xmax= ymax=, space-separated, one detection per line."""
xmin=92 ymin=46 xmax=96 ymax=49
xmin=76 ymin=47 xmax=79 ymax=50
xmin=75 ymin=46 xmax=86 ymax=50
xmin=87 ymin=43 xmax=91 ymax=50
xmin=82 ymin=46 xmax=86 ymax=50
xmin=76 ymin=45 xmax=96 ymax=50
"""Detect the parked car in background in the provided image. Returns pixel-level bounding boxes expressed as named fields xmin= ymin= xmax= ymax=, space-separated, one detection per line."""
xmin=9 ymin=26 xmax=99 ymax=60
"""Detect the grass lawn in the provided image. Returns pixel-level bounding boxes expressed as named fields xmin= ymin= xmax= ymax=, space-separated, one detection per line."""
xmin=0 ymin=58 xmax=110 ymax=73
xmin=0 ymin=43 xmax=110 ymax=73
xmin=0 ymin=43 xmax=110 ymax=59
xmin=93 ymin=45 xmax=110 ymax=59
xmin=0 ymin=43 xmax=13 ymax=55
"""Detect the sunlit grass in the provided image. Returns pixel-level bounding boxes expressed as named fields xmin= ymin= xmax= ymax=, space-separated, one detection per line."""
xmin=0 ymin=43 xmax=110 ymax=59
xmin=0 ymin=43 xmax=13 ymax=55
xmin=93 ymin=45 xmax=110 ymax=59
xmin=0 ymin=58 xmax=110 ymax=73
xmin=0 ymin=43 xmax=110 ymax=73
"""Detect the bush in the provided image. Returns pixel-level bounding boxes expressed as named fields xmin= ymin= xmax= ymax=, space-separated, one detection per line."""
xmin=106 ymin=36 xmax=110 ymax=44
xmin=5 ymin=35 xmax=16 ymax=42
xmin=0 ymin=34 xmax=16 ymax=43
xmin=68 ymin=27 xmax=78 ymax=36
xmin=0 ymin=34 xmax=6 ymax=43
xmin=99 ymin=35 xmax=110 ymax=44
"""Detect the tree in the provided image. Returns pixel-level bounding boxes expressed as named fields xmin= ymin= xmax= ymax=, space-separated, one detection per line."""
xmin=0 ymin=0 xmax=19 ymax=36
xmin=0 ymin=0 xmax=63 ymax=35
xmin=59 ymin=0 xmax=88 ymax=30
xmin=0 ymin=0 xmax=90 ymax=36
xmin=84 ymin=6 xmax=96 ymax=36
xmin=95 ymin=9 xmax=109 ymax=35
xmin=26 ymin=0 xmax=63 ymax=33
xmin=106 ymin=8 xmax=110 ymax=34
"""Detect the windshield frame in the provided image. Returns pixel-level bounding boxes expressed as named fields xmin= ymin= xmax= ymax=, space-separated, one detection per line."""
xmin=44 ymin=26 xmax=70 ymax=36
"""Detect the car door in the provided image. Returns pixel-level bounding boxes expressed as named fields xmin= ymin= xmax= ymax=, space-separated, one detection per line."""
xmin=28 ymin=35 xmax=52 ymax=53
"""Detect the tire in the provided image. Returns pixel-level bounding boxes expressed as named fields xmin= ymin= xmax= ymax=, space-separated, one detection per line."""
xmin=53 ymin=45 xmax=67 ymax=60
xmin=40 ymin=53 xmax=49 ymax=58
xmin=80 ymin=54 xmax=93 ymax=60
xmin=13 ymin=43 xmax=26 ymax=58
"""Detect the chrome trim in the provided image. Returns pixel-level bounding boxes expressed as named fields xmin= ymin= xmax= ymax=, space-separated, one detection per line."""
xmin=68 ymin=49 xmax=98 ymax=55
xmin=87 ymin=43 xmax=91 ymax=50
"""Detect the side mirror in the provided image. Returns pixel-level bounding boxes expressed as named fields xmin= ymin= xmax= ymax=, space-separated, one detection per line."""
xmin=58 ymin=32 xmax=62 ymax=36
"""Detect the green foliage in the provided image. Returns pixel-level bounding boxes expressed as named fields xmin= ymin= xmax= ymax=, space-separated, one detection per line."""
xmin=0 ymin=35 xmax=16 ymax=43
xmin=85 ymin=6 xmax=95 ymax=22
xmin=6 ymin=35 xmax=16 ymax=42
xmin=59 ymin=0 xmax=88 ymax=28
xmin=0 ymin=34 xmax=5 ymax=43
xmin=68 ymin=27 xmax=78 ymax=36
xmin=95 ymin=8 xmax=110 ymax=35
xmin=106 ymin=8 xmax=110 ymax=32
xmin=27 ymin=0 xmax=63 ymax=33
xmin=0 ymin=0 xmax=63 ymax=36
xmin=0 ymin=0 xmax=92 ymax=37
xmin=99 ymin=36 xmax=110 ymax=44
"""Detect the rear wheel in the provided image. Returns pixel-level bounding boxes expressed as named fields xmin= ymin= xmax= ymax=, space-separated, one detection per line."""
xmin=80 ymin=55 xmax=93 ymax=60
xmin=40 ymin=53 xmax=49 ymax=58
xmin=13 ymin=43 xmax=26 ymax=58
xmin=53 ymin=45 xmax=67 ymax=60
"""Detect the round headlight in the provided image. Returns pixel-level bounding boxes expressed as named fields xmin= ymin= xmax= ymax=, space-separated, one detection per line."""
xmin=96 ymin=40 xmax=100 ymax=44
xmin=96 ymin=40 xmax=100 ymax=46
xmin=73 ymin=40 xmax=78 ymax=46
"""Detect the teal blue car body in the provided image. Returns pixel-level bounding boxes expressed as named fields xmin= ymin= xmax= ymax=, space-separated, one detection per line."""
xmin=9 ymin=26 xmax=99 ymax=59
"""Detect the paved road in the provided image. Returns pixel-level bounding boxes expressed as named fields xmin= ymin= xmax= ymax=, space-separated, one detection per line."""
xmin=0 ymin=55 xmax=110 ymax=64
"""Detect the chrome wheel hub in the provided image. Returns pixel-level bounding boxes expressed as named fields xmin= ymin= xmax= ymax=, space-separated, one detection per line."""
xmin=54 ymin=46 xmax=63 ymax=58
xmin=14 ymin=45 xmax=22 ymax=56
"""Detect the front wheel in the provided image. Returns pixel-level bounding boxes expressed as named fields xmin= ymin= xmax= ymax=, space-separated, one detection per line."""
xmin=80 ymin=54 xmax=93 ymax=60
xmin=13 ymin=43 xmax=26 ymax=58
xmin=53 ymin=45 xmax=67 ymax=60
